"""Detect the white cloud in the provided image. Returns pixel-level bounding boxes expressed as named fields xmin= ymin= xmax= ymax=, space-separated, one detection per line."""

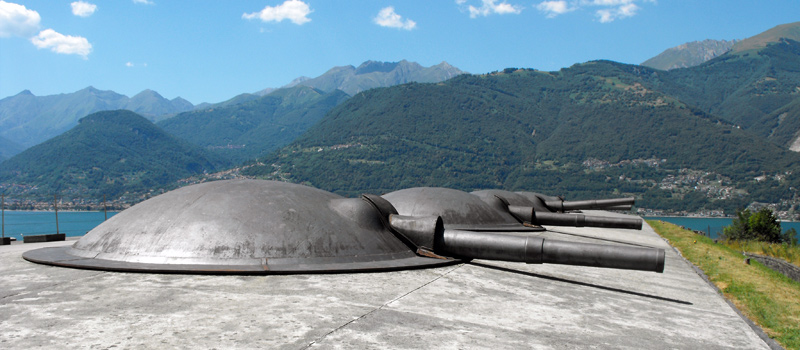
xmin=132 ymin=0 xmax=154 ymax=5
xmin=71 ymin=1 xmax=96 ymax=17
xmin=465 ymin=0 xmax=522 ymax=18
xmin=30 ymin=28 xmax=92 ymax=59
xmin=374 ymin=7 xmax=416 ymax=30
xmin=595 ymin=2 xmax=638 ymax=22
xmin=126 ymin=62 xmax=147 ymax=67
xmin=535 ymin=0 xmax=649 ymax=22
xmin=536 ymin=1 xmax=574 ymax=18
xmin=243 ymin=0 xmax=312 ymax=25
xmin=583 ymin=0 xmax=634 ymax=6
xmin=0 ymin=0 xmax=41 ymax=38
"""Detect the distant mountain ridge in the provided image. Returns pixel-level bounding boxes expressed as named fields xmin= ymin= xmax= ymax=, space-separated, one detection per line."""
xmin=0 ymin=87 xmax=194 ymax=150
xmin=642 ymin=22 xmax=800 ymax=71
xmin=642 ymin=39 xmax=738 ymax=70
xmin=0 ymin=110 xmax=226 ymax=198
xmin=255 ymin=60 xmax=466 ymax=97
xmin=158 ymin=86 xmax=349 ymax=163
xmin=730 ymin=21 xmax=800 ymax=54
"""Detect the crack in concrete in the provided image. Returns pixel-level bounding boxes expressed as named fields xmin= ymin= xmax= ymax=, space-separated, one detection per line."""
xmin=301 ymin=263 xmax=465 ymax=349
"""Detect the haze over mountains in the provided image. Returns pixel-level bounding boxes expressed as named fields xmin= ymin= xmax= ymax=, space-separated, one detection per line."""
xmin=158 ymin=86 xmax=350 ymax=163
xmin=0 ymin=87 xmax=194 ymax=150
xmin=277 ymin=60 xmax=465 ymax=96
xmin=0 ymin=60 xmax=465 ymax=156
xmin=2 ymin=23 xmax=800 ymax=215
xmin=641 ymin=39 xmax=738 ymax=70
xmin=642 ymin=21 xmax=800 ymax=70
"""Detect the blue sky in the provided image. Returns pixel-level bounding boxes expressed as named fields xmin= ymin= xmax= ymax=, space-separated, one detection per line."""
xmin=1 ymin=0 xmax=798 ymax=104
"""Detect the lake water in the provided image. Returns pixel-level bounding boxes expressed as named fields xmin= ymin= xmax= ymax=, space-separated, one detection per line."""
xmin=1 ymin=210 xmax=118 ymax=241
xmin=645 ymin=216 xmax=800 ymax=240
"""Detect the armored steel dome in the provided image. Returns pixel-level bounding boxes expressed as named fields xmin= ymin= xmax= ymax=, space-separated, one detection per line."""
xmin=382 ymin=187 xmax=542 ymax=232
xmin=23 ymin=180 xmax=458 ymax=274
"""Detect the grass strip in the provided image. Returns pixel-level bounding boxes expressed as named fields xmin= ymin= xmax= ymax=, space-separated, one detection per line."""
xmin=648 ymin=220 xmax=800 ymax=349
xmin=720 ymin=240 xmax=800 ymax=266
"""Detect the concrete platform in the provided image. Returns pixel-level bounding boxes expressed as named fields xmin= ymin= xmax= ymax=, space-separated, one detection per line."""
xmin=0 ymin=212 xmax=771 ymax=349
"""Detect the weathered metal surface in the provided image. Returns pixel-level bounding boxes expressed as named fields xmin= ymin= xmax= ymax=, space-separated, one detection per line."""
xmin=382 ymin=187 xmax=543 ymax=232
xmin=22 ymin=180 xmax=459 ymax=274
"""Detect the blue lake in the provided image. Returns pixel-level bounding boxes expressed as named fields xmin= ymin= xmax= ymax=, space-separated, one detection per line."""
xmin=645 ymin=216 xmax=800 ymax=240
xmin=1 ymin=210 xmax=118 ymax=241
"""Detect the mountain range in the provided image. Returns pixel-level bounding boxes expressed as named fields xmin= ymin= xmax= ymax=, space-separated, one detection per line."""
xmin=2 ymin=23 xmax=800 ymax=215
xmin=0 ymin=60 xmax=466 ymax=158
xmin=238 ymin=22 xmax=800 ymax=213
xmin=641 ymin=22 xmax=800 ymax=71
xmin=243 ymin=60 xmax=800 ymax=212
xmin=0 ymin=87 xmax=193 ymax=150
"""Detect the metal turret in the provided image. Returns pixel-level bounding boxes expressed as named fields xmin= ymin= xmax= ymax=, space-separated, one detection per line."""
xmin=23 ymin=181 xmax=663 ymax=275
xmin=380 ymin=188 xmax=663 ymax=272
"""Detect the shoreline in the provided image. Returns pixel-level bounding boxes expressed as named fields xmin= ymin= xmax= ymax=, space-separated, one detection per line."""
xmin=645 ymin=215 xmax=798 ymax=223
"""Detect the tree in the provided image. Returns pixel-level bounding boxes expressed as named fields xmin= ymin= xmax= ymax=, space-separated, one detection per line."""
xmin=722 ymin=207 xmax=795 ymax=244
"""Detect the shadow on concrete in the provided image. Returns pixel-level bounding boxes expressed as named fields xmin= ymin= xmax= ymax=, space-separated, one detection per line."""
xmin=469 ymin=261 xmax=692 ymax=305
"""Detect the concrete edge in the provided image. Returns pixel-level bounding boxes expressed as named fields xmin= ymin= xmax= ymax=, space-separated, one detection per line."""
xmin=652 ymin=226 xmax=784 ymax=350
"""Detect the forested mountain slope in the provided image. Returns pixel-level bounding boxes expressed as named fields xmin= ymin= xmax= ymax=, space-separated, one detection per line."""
xmin=244 ymin=66 xmax=800 ymax=213
xmin=0 ymin=110 xmax=227 ymax=199
xmin=158 ymin=86 xmax=349 ymax=164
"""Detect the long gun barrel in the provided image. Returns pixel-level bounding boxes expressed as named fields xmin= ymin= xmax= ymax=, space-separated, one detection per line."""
xmin=387 ymin=214 xmax=664 ymax=273
xmin=507 ymin=206 xmax=643 ymax=230
xmin=439 ymin=229 xmax=663 ymax=272
xmin=544 ymin=197 xmax=635 ymax=212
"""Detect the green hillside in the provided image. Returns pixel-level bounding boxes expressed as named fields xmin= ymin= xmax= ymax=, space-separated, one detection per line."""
xmin=636 ymin=27 xmax=800 ymax=149
xmin=158 ymin=86 xmax=349 ymax=163
xmin=0 ymin=110 xmax=227 ymax=199
xmin=730 ymin=21 xmax=800 ymax=54
xmin=244 ymin=66 xmax=800 ymax=213
xmin=0 ymin=134 xmax=23 ymax=160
